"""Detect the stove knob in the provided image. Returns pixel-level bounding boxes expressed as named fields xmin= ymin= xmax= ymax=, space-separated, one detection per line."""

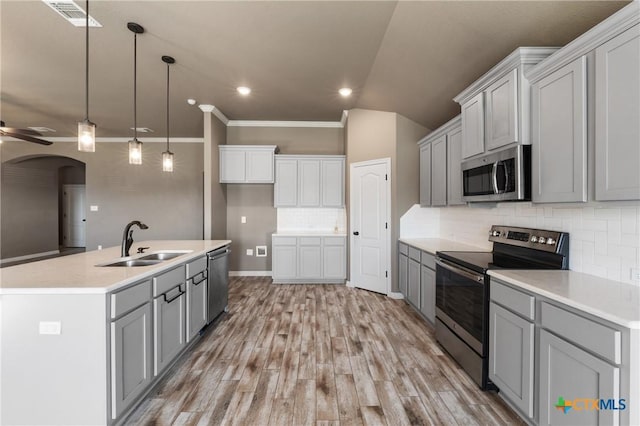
xmin=546 ymin=238 xmax=556 ymax=245
xmin=530 ymin=236 xmax=538 ymax=243
xmin=538 ymin=237 xmax=547 ymax=244
xmin=492 ymin=230 xmax=501 ymax=237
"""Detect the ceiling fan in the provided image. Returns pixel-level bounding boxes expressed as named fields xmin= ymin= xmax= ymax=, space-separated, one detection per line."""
xmin=0 ymin=121 xmax=53 ymax=145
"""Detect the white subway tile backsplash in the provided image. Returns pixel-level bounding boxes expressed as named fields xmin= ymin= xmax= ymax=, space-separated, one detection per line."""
xmin=402 ymin=202 xmax=640 ymax=285
xmin=277 ymin=208 xmax=346 ymax=232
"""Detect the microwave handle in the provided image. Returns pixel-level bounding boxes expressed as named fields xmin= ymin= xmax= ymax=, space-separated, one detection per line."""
xmin=492 ymin=162 xmax=499 ymax=194
xmin=493 ymin=161 xmax=507 ymax=194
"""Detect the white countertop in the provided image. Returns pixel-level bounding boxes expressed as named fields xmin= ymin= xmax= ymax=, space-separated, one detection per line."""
xmin=489 ymin=269 xmax=640 ymax=329
xmin=399 ymin=238 xmax=485 ymax=255
xmin=273 ymin=231 xmax=347 ymax=237
xmin=0 ymin=240 xmax=231 ymax=295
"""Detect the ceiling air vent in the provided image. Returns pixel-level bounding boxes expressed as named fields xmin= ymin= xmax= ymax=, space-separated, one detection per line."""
xmin=42 ymin=1 xmax=102 ymax=27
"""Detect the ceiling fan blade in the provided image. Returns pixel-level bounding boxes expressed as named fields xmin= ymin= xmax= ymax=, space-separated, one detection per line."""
xmin=0 ymin=126 xmax=42 ymax=136
xmin=0 ymin=131 xmax=53 ymax=145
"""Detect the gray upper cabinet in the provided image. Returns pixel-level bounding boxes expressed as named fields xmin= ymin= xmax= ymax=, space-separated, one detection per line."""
xmin=461 ymin=92 xmax=485 ymax=158
xmin=419 ymin=142 xmax=432 ymax=206
xmin=595 ymin=24 xmax=640 ymax=201
xmin=219 ymin=145 xmax=277 ymax=183
xmin=485 ymin=69 xmax=518 ymax=151
xmin=274 ymin=155 xmax=345 ymax=208
xmin=531 ymin=56 xmax=587 ymax=203
xmin=455 ymin=48 xmax=557 ymax=159
xmin=431 ymin=135 xmax=447 ymax=206
xmin=447 ymin=125 xmax=465 ymax=205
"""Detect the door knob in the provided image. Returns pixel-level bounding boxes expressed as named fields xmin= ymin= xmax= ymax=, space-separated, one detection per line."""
xmin=353 ymin=231 xmax=359 ymax=236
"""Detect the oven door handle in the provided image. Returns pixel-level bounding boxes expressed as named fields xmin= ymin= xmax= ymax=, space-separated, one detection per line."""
xmin=435 ymin=258 xmax=485 ymax=283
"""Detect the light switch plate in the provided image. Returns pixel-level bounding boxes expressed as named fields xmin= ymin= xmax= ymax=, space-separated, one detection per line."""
xmin=241 ymin=216 xmax=247 ymax=224
xmin=90 ymin=205 xmax=99 ymax=211
xmin=39 ymin=321 xmax=61 ymax=335
xmin=246 ymin=249 xmax=253 ymax=256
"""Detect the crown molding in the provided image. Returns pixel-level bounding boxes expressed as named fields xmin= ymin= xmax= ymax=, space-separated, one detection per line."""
xmin=526 ymin=2 xmax=640 ymax=83
xmin=341 ymin=110 xmax=349 ymax=127
xmin=453 ymin=47 xmax=559 ymax=105
xmin=199 ymin=104 xmax=229 ymax=125
xmin=226 ymin=120 xmax=343 ymax=128
xmin=417 ymin=114 xmax=461 ymax=145
xmin=29 ymin=137 xmax=204 ymax=143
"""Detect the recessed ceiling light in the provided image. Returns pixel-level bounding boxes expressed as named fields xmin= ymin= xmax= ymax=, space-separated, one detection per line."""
xmin=237 ymin=86 xmax=251 ymax=96
xmin=42 ymin=1 xmax=102 ymax=27
xmin=339 ymin=87 xmax=353 ymax=97
xmin=187 ymin=98 xmax=197 ymax=105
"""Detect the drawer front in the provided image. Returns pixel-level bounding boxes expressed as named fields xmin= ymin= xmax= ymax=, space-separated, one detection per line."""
xmin=323 ymin=236 xmax=345 ymax=246
xmin=153 ymin=265 xmax=186 ymax=297
xmin=273 ymin=236 xmax=297 ymax=246
xmin=399 ymin=243 xmax=409 ymax=255
xmin=186 ymin=256 xmax=207 ymax=279
xmin=421 ymin=251 xmax=435 ymax=270
xmin=299 ymin=237 xmax=321 ymax=246
xmin=408 ymin=247 xmax=421 ymax=261
xmin=491 ymin=280 xmax=535 ymax=321
xmin=541 ymin=302 xmax=621 ymax=364
xmin=111 ymin=280 xmax=151 ymax=319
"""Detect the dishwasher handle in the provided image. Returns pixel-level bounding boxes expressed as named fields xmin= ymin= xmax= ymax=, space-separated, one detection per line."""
xmin=207 ymin=248 xmax=231 ymax=261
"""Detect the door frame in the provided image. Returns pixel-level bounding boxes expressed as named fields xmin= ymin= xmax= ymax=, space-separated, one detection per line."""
xmin=349 ymin=157 xmax=392 ymax=296
xmin=62 ymin=183 xmax=86 ymax=248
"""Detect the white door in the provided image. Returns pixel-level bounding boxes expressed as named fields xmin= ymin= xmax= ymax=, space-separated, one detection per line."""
xmin=62 ymin=184 xmax=86 ymax=247
xmin=350 ymin=158 xmax=390 ymax=294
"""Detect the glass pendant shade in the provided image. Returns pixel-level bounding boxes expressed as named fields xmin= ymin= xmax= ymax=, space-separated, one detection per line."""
xmin=129 ymin=139 xmax=142 ymax=165
xmin=78 ymin=120 xmax=96 ymax=152
xmin=162 ymin=150 xmax=174 ymax=172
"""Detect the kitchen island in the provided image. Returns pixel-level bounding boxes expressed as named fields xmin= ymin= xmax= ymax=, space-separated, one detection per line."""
xmin=0 ymin=240 xmax=231 ymax=426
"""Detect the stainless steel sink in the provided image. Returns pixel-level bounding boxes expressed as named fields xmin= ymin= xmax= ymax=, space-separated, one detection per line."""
xmin=138 ymin=251 xmax=189 ymax=261
xmin=99 ymin=259 xmax=163 ymax=267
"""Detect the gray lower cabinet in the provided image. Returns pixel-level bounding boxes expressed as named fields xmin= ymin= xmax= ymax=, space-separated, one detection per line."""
xmin=154 ymin=284 xmax=187 ymax=376
xmin=407 ymin=258 xmax=421 ymax=308
xmin=531 ymin=55 xmax=587 ymax=203
xmin=187 ymin=272 xmax=207 ymax=342
xmin=110 ymin=302 xmax=152 ymax=421
xmin=489 ymin=302 xmax=534 ymax=418
xmin=539 ymin=329 xmax=620 ymax=426
xmin=298 ymin=240 xmax=322 ymax=278
xmin=323 ymin=241 xmax=346 ymax=279
xmin=398 ymin=252 xmax=408 ymax=298
xmin=272 ymin=241 xmax=297 ymax=280
xmin=272 ymin=235 xmax=346 ymax=283
xmin=420 ymin=265 xmax=435 ymax=323
xmin=595 ymin=24 xmax=640 ymax=201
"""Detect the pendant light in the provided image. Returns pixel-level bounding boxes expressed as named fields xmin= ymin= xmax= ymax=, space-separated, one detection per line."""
xmin=78 ymin=0 xmax=96 ymax=152
xmin=128 ymin=22 xmax=144 ymax=165
xmin=161 ymin=55 xmax=175 ymax=172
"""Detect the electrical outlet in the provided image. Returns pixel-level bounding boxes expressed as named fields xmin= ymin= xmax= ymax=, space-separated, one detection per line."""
xmin=39 ymin=321 xmax=61 ymax=335
xmin=246 ymin=249 xmax=253 ymax=256
xmin=241 ymin=216 xmax=247 ymax=224
xmin=631 ymin=268 xmax=640 ymax=281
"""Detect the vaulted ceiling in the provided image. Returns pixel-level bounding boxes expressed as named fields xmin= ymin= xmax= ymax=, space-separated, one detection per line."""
xmin=0 ymin=1 xmax=630 ymax=138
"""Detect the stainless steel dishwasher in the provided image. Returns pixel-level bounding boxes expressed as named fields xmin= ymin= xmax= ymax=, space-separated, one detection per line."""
xmin=207 ymin=245 xmax=230 ymax=323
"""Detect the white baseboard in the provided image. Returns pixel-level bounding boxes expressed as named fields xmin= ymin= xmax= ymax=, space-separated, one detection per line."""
xmin=0 ymin=250 xmax=60 ymax=265
xmin=345 ymin=280 xmax=355 ymax=288
xmin=229 ymin=270 xmax=272 ymax=277
xmin=387 ymin=291 xmax=405 ymax=300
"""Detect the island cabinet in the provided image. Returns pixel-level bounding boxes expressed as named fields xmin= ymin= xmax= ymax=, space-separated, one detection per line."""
xmin=186 ymin=256 xmax=208 ymax=342
xmin=454 ymin=47 xmax=557 ymax=159
xmin=153 ymin=265 xmax=187 ymax=376
xmin=219 ymin=145 xmax=277 ymax=183
xmin=272 ymin=234 xmax=346 ymax=283
xmin=274 ymin=155 xmax=345 ymax=208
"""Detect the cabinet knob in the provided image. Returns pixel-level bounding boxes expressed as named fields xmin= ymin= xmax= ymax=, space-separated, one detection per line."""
xmin=353 ymin=231 xmax=359 ymax=236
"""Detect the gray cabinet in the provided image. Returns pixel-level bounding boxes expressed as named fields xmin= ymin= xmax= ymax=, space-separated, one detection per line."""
xmin=274 ymin=155 xmax=345 ymax=208
xmin=485 ymin=69 xmax=518 ymax=150
xmin=489 ymin=302 xmax=534 ymax=418
xmin=539 ymin=329 xmax=620 ymax=426
xmin=153 ymin=284 xmax=186 ymax=376
xmin=323 ymin=238 xmax=346 ymax=279
xmin=431 ymin=135 xmax=447 ymax=206
xmin=595 ymin=24 xmax=640 ymax=201
xmin=420 ymin=264 xmax=435 ymax=323
xmin=419 ymin=142 xmax=432 ymax=206
xmin=186 ymin=270 xmax=207 ymax=342
xmin=531 ymin=56 xmax=587 ymax=203
xmin=298 ymin=238 xmax=322 ymax=278
xmin=398 ymin=251 xmax=408 ymax=298
xmin=272 ymin=237 xmax=297 ymax=280
xmin=219 ymin=145 xmax=277 ymax=183
xmin=272 ymin=235 xmax=346 ymax=283
xmin=407 ymin=258 xmax=421 ymax=309
xmin=447 ymin=125 xmax=464 ymax=206
xmin=110 ymin=302 xmax=152 ymax=420
xmin=461 ymin=92 xmax=485 ymax=158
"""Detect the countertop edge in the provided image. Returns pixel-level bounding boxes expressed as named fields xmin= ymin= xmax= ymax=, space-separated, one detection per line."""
xmin=398 ymin=237 xmax=486 ymax=255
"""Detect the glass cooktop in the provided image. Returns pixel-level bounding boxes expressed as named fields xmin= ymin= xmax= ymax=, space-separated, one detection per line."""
xmin=437 ymin=250 xmax=558 ymax=274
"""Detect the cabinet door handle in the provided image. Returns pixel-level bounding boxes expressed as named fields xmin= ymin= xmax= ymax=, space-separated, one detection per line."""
xmin=192 ymin=273 xmax=207 ymax=286
xmin=353 ymin=231 xmax=360 ymax=236
xmin=163 ymin=286 xmax=185 ymax=304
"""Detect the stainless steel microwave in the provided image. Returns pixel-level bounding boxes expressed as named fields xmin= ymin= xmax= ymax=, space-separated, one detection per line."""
xmin=461 ymin=145 xmax=531 ymax=202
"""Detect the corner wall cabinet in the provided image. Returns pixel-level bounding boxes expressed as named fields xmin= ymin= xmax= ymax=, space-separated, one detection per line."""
xmin=272 ymin=234 xmax=346 ymax=283
xmin=219 ymin=145 xmax=277 ymax=183
xmin=454 ymin=48 xmax=557 ymax=160
xmin=418 ymin=115 xmax=463 ymax=207
xmin=274 ymin=155 xmax=345 ymax=208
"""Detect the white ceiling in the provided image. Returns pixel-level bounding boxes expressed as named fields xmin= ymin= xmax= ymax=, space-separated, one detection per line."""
xmin=0 ymin=0 xmax=629 ymax=138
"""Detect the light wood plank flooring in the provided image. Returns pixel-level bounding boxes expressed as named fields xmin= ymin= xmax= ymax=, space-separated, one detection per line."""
xmin=129 ymin=277 xmax=524 ymax=425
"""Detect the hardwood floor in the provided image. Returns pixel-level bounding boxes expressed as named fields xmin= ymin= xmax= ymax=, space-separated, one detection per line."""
xmin=129 ymin=277 xmax=524 ymax=425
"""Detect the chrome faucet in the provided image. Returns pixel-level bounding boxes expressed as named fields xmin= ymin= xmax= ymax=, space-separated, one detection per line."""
xmin=121 ymin=220 xmax=149 ymax=257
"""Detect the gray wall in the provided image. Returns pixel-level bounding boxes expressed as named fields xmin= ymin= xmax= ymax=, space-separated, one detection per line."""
xmin=225 ymin=125 xmax=344 ymax=271
xmin=1 ymin=141 xmax=204 ymax=252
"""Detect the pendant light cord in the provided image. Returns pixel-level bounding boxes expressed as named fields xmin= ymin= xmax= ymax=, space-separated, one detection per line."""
xmin=133 ymin=32 xmax=138 ymax=140
xmin=166 ymin=62 xmax=170 ymax=152
xmin=85 ymin=0 xmax=89 ymax=121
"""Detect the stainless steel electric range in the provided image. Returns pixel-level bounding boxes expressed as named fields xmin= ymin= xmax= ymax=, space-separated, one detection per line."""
xmin=435 ymin=225 xmax=569 ymax=390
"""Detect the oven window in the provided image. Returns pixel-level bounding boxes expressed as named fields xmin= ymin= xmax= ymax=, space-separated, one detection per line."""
xmin=463 ymin=164 xmax=493 ymax=196
xmin=436 ymin=264 xmax=485 ymax=344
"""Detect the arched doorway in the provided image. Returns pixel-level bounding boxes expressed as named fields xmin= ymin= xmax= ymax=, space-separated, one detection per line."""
xmin=1 ymin=155 xmax=86 ymax=265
